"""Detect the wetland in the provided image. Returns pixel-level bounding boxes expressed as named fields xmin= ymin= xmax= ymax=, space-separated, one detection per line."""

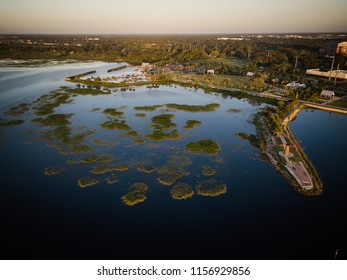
xmin=0 ymin=60 xmax=346 ymax=260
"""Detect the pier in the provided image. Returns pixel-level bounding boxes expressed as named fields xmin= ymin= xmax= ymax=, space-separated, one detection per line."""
xmin=64 ymin=70 xmax=96 ymax=81
xmin=107 ymin=65 xmax=127 ymax=73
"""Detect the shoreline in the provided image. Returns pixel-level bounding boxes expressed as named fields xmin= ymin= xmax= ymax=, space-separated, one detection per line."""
xmin=255 ymin=106 xmax=323 ymax=196
xmin=65 ymin=71 xmax=341 ymax=196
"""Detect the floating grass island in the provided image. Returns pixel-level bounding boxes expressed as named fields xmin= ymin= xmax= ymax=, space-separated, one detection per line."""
xmin=136 ymin=165 xmax=157 ymax=173
xmin=133 ymin=137 xmax=145 ymax=145
xmin=114 ymin=165 xmax=129 ymax=171
xmin=185 ymin=139 xmax=221 ymax=155
xmin=120 ymin=130 xmax=138 ymax=137
xmin=227 ymin=108 xmax=242 ymax=113
xmin=5 ymin=103 xmax=30 ymax=116
xmin=196 ymin=180 xmax=227 ymax=197
xmin=32 ymin=91 xmax=73 ymax=116
xmin=91 ymin=139 xmax=119 ymax=146
xmin=150 ymin=114 xmax=176 ymax=130
xmin=77 ymin=177 xmax=99 ymax=188
xmin=134 ymin=105 xmax=162 ymax=111
xmin=183 ymin=120 xmax=202 ymax=129
xmin=99 ymin=118 xmax=131 ymax=130
xmin=166 ymin=103 xmax=220 ymax=112
xmin=106 ymin=174 xmax=119 ymax=184
xmin=33 ymin=113 xmax=73 ymax=126
xmin=133 ymin=103 xmax=220 ymax=113
xmin=66 ymin=87 xmax=110 ymax=96
xmin=171 ymin=183 xmax=194 ymax=200
xmin=102 ymin=108 xmax=125 ymax=117
xmin=202 ymin=166 xmax=216 ymax=176
xmin=90 ymin=163 xmax=118 ymax=174
xmin=145 ymin=129 xmax=179 ymax=141
xmin=135 ymin=113 xmax=146 ymax=118
xmin=44 ymin=165 xmax=65 ymax=176
xmin=0 ymin=119 xmax=25 ymax=126
xmin=157 ymin=170 xmax=190 ymax=186
xmin=73 ymin=154 xmax=114 ymax=165
xmin=121 ymin=182 xmax=148 ymax=206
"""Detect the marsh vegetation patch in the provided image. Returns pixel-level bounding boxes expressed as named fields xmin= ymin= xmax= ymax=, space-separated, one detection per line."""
xmin=185 ymin=139 xmax=221 ymax=155
xmin=196 ymin=180 xmax=227 ymax=197
xmin=121 ymin=182 xmax=148 ymax=206
xmin=171 ymin=183 xmax=194 ymax=200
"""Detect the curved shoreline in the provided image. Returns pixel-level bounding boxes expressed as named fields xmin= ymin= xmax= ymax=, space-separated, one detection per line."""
xmin=255 ymin=107 xmax=323 ymax=196
xmin=64 ymin=73 xmax=335 ymax=196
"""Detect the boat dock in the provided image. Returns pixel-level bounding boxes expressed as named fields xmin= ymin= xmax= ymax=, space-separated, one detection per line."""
xmin=64 ymin=70 xmax=96 ymax=81
xmin=107 ymin=65 xmax=127 ymax=73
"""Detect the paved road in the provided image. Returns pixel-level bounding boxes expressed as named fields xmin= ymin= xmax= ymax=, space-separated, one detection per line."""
xmin=182 ymin=80 xmax=347 ymax=113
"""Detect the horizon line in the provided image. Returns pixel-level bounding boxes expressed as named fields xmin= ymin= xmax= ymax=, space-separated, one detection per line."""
xmin=1 ymin=31 xmax=347 ymax=36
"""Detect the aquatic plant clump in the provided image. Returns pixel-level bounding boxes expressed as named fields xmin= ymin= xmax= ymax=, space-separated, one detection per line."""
xmin=183 ymin=120 xmax=202 ymax=129
xmin=32 ymin=91 xmax=73 ymax=116
xmin=227 ymin=108 xmax=242 ymax=113
xmin=150 ymin=114 xmax=176 ymax=130
xmin=32 ymin=113 xmax=73 ymax=126
xmin=114 ymin=165 xmax=129 ymax=171
xmin=91 ymin=139 xmax=119 ymax=146
xmin=136 ymin=165 xmax=157 ymax=173
xmin=77 ymin=177 xmax=99 ymax=188
xmin=66 ymin=88 xmax=110 ymax=96
xmin=133 ymin=137 xmax=145 ymax=145
xmin=120 ymin=130 xmax=138 ymax=137
xmin=5 ymin=103 xmax=30 ymax=116
xmin=81 ymin=154 xmax=100 ymax=164
xmin=196 ymin=180 xmax=227 ymax=197
xmin=145 ymin=129 xmax=179 ymax=141
xmin=202 ymin=166 xmax=216 ymax=176
xmin=171 ymin=183 xmax=194 ymax=200
xmin=166 ymin=155 xmax=192 ymax=167
xmin=44 ymin=165 xmax=65 ymax=176
xmin=157 ymin=167 xmax=190 ymax=186
xmin=134 ymin=105 xmax=163 ymax=111
xmin=166 ymin=103 xmax=220 ymax=112
xmin=121 ymin=182 xmax=148 ymax=206
xmin=90 ymin=108 xmax=101 ymax=112
xmin=157 ymin=174 xmax=180 ymax=186
xmin=103 ymin=108 xmax=125 ymax=117
xmin=135 ymin=113 xmax=146 ymax=118
xmin=0 ymin=119 xmax=25 ymax=126
xmin=100 ymin=119 xmax=131 ymax=130
xmin=90 ymin=164 xmax=118 ymax=174
xmin=106 ymin=174 xmax=119 ymax=184
xmin=185 ymin=139 xmax=221 ymax=155
xmin=70 ymin=143 xmax=92 ymax=154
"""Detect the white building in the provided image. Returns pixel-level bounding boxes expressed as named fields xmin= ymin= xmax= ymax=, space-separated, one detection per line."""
xmin=141 ymin=63 xmax=150 ymax=70
xmin=285 ymin=82 xmax=306 ymax=89
xmin=246 ymin=72 xmax=255 ymax=77
xmin=206 ymin=69 xmax=215 ymax=75
xmin=320 ymin=90 xmax=335 ymax=98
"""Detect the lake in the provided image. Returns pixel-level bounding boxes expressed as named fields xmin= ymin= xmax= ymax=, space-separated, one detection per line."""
xmin=0 ymin=60 xmax=346 ymax=260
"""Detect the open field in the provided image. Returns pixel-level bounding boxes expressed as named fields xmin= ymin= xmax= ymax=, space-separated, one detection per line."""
xmin=190 ymin=74 xmax=251 ymax=88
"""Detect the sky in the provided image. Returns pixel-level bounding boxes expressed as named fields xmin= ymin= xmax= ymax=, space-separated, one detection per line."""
xmin=0 ymin=0 xmax=346 ymax=34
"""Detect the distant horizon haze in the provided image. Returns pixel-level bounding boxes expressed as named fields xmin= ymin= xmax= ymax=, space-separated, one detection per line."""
xmin=0 ymin=0 xmax=346 ymax=34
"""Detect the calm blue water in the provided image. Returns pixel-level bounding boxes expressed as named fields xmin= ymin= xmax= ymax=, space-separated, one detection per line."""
xmin=0 ymin=61 xmax=346 ymax=260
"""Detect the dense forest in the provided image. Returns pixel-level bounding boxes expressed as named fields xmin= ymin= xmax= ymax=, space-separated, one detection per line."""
xmin=1 ymin=34 xmax=346 ymax=70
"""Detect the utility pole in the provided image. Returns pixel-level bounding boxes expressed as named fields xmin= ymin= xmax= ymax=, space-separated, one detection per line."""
xmin=295 ymin=55 xmax=298 ymax=68
xmin=334 ymin=64 xmax=340 ymax=86
xmin=328 ymin=56 xmax=335 ymax=81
